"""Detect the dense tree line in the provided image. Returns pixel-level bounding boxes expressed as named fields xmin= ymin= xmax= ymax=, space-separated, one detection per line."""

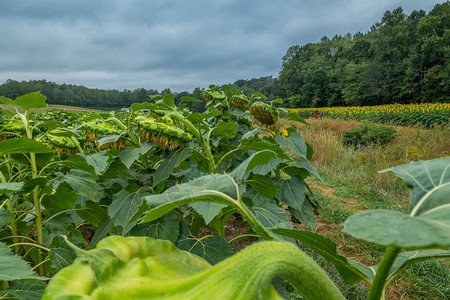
xmin=0 ymin=76 xmax=277 ymax=111
xmin=0 ymin=79 xmax=160 ymax=110
xmin=278 ymin=3 xmax=449 ymax=107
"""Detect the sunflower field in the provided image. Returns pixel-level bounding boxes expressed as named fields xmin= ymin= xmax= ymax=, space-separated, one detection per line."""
xmin=289 ymin=103 xmax=450 ymax=127
xmin=0 ymin=90 xmax=449 ymax=299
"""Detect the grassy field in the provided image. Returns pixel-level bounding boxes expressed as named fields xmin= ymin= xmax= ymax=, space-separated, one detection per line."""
xmin=293 ymin=118 xmax=450 ymax=299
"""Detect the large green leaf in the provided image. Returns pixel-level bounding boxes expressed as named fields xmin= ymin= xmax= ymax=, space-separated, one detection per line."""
xmin=0 ymin=96 xmax=15 ymax=106
xmin=130 ymin=102 xmax=159 ymax=112
xmin=15 ymin=91 xmax=47 ymax=110
xmin=76 ymin=200 xmax=108 ymax=227
xmin=212 ymin=122 xmax=238 ymax=139
xmin=176 ymin=223 xmax=232 ymax=265
xmin=90 ymin=217 xmax=115 ymax=248
xmin=49 ymin=247 xmax=76 ymax=271
xmin=57 ymin=169 xmax=97 ymax=197
xmin=0 ymin=137 xmax=54 ymax=156
xmin=245 ymin=174 xmax=280 ymax=199
xmin=279 ymin=175 xmax=305 ymax=211
xmin=275 ymin=132 xmax=307 ymax=158
xmin=80 ymin=151 xmax=110 ymax=175
xmin=0 ymin=182 xmax=24 ymax=194
xmin=288 ymin=112 xmax=309 ymax=125
xmin=0 ymin=242 xmax=43 ymax=281
xmin=0 ymin=209 xmax=11 ymax=227
xmin=129 ymin=212 xmax=180 ymax=242
xmin=190 ymin=202 xmax=227 ymax=225
xmin=108 ymin=185 xmax=152 ymax=232
xmin=42 ymin=182 xmax=77 ymax=211
xmin=251 ymin=202 xmax=292 ymax=229
xmin=239 ymin=139 xmax=289 ymax=160
xmin=97 ymin=135 xmax=123 ymax=147
xmin=61 ymin=155 xmax=96 ymax=177
xmin=271 ymin=228 xmax=367 ymax=285
xmin=142 ymin=174 xmax=238 ymax=223
xmin=385 ymin=249 xmax=450 ymax=284
xmin=289 ymin=200 xmax=316 ymax=230
xmin=251 ymin=158 xmax=282 ymax=175
xmin=0 ymin=281 xmax=47 ymax=300
xmin=344 ymin=158 xmax=450 ymax=249
xmin=240 ymin=128 xmax=260 ymax=140
xmin=118 ymin=144 xmax=153 ymax=169
xmin=162 ymin=94 xmax=176 ymax=109
xmin=343 ymin=210 xmax=450 ymax=249
xmin=294 ymin=157 xmax=322 ymax=180
xmin=230 ymin=150 xmax=277 ymax=182
xmin=380 ymin=157 xmax=450 ymax=216
xmin=37 ymin=120 xmax=66 ymax=132
xmin=20 ymin=178 xmax=48 ymax=193
xmin=152 ymin=147 xmax=193 ymax=187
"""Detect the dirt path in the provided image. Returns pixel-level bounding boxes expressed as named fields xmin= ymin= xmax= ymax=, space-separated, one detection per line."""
xmin=308 ymin=181 xmax=366 ymax=213
xmin=307 ymin=181 xmax=416 ymax=299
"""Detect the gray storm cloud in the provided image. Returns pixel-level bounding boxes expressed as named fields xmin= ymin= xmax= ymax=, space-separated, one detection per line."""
xmin=0 ymin=0 xmax=442 ymax=91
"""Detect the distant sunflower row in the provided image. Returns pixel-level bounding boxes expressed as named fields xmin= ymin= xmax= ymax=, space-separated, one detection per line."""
xmin=289 ymin=103 xmax=450 ymax=127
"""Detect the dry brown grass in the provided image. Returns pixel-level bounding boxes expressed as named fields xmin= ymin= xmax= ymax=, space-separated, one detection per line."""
xmin=287 ymin=118 xmax=450 ymax=204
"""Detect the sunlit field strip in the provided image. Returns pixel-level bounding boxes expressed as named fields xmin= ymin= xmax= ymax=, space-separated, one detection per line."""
xmin=288 ymin=103 xmax=450 ymax=127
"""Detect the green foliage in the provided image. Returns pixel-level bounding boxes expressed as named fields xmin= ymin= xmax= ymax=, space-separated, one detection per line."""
xmin=343 ymin=121 xmax=399 ymax=146
xmin=0 ymin=88 xmax=448 ymax=299
xmin=278 ymin=3 xmax=449 ymax=107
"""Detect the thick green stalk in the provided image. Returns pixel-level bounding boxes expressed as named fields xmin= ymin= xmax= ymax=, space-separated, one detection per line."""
xmin=203 ymin=188 xmax=279 ymax=242
xmin=236 ymin=201 xmax=280 ymax=241
xmin=30 ymin=153 xmax=45 ymax=276
xmin=165 ymin=111 xmax=216 ymax=173
xmin=20 ymin=111 xmax=45 ymax=276
xmin=367 ymin=246 xmax=401 ymax=300
xmin=70 ymin=136 xmax=84 ymax=153
xmin=107 ymin=117 xmax=139 ymax=146
xmin=108 ymin=117 xmax=150 ymax=168
xmin=5 ymin=198 xmax=18 ymax=253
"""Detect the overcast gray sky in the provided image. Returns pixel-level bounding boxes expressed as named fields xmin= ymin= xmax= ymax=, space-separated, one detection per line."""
xmin=0 ymin=0 xmax=442 ymax=92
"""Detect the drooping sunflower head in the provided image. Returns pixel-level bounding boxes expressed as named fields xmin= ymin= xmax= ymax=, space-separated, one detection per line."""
xmin=137 ymin=117 xmax=193 ymax=150
xmin=230 ymin=94 xmax=250 ymax=108
xmin=202 ymin=90 xmax=226 ymax=103
xmin=99 ymin=139 xmax=127 ymax=151
xmin=47 ymin=130 xmax=78 ymax=155
xmin=0 ymin=119 xmax=26 ymax=139
xmin=81 ymin=121 xmax=125 ymax=149
xmin=82 ymin=121 xmax=122 ymax=142
xmin=250 ymin=102 xmax=279 ymax=128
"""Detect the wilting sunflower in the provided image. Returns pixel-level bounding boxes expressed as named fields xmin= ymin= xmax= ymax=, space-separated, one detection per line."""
xmin=250 ymin=102 xmax=279 ymax=128
xmin=230 ymin=94 xmax=250 ymax=108
xmin=81 ymin=121 xmax=126 ymax=150
xmin=137 ymin=117 xmax=193 ymax=150
xmin=202 ymin=90 xmax=227 ymax=103
xmin=47 ymin=130 xmax=79 ymax=154
xmin=0 ymin=119 xmax=26 ymax=140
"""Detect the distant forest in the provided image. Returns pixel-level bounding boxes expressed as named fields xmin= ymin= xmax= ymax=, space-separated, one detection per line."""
xmin=278 ymin=2 xmax=449 ymax=107
xmin=0 ymin=2 xmax=448 ymax=109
